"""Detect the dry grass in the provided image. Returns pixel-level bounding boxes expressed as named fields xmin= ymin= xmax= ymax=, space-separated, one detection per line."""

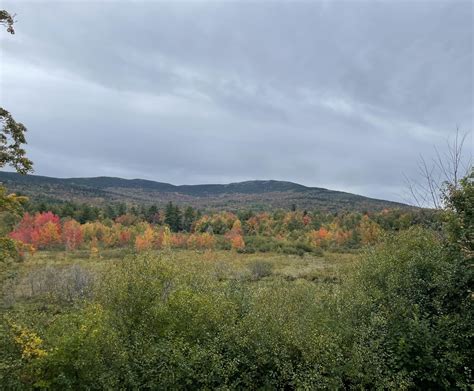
xmin=2 ymin=249 xmax=359 ymax=309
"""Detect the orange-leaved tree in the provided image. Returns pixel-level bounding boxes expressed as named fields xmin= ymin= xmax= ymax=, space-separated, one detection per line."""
xmin=62 ymin=219 xmax=83 ymax=251
xmin=10 ymin=212 xmax=61 ymax=250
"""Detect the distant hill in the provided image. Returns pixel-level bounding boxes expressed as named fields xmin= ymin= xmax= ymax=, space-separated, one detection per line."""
xmin=0 ymin=171 xmax=410 ymax=212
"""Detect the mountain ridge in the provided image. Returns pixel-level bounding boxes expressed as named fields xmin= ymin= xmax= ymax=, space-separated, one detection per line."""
xmin=0 ymin=171 xmax=410 ymax=212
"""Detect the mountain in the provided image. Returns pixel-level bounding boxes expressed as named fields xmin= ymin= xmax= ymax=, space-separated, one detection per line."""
xmin=0 ymin=171 xmax=410 ymax=212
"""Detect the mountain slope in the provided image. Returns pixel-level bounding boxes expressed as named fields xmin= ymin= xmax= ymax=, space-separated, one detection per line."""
xmin=0 ymin=171 xmax=409 ymax=212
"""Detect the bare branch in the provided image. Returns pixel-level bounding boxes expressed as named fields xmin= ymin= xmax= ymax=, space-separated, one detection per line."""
xmin=404 ymin=128 xmax=472 ymax=209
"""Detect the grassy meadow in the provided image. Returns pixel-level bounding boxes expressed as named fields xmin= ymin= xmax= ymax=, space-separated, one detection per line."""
xmin=1 ymin=247 xmax=365 ymax=389
xmin=2 ymin=248 xmax=357 ymax=310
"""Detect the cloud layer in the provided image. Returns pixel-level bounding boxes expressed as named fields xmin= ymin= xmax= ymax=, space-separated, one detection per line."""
xmin=1 ymin=0 xmax=472 ymax=202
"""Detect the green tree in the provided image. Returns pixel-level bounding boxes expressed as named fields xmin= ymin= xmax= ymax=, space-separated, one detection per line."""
xmin=1 ymin=108 xmax=33 ymax=174
xmin=444 ymin=168 xmax=473 ymax=257
xmin=182 ymin=206 xmax=196 ymax=232
xmin=0 ymin=10 xmax=33 ymax=263
xmin=164 ymin=202 xmax=182 ymax=232
xmin=60 ymin=201 xmax=77 ymax=218
xmin=338 ymin=171 xmax=473 ymax=388
xmin=105 ymin=204 xmax=117 ymax=220
xmin=129 ymin=206 xmax=139 ymax=216
xmin=0 ymin=11 xmax=33 ymax=175
xmin=146 ymin=204 xmax=160 ymax=224
xmin=0 ymin=10 xmax=15 ymax=34
xmin=117 ymin=202 xmax=127 ymax=216
xmin=78 ymin=204 xmax=99 ymax=223
xmin=0 ymin=11 xmax=32 ymax=172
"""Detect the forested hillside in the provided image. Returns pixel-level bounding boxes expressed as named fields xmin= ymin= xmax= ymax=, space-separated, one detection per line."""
xmin=0 ymin=172 xmax=408 ymax=212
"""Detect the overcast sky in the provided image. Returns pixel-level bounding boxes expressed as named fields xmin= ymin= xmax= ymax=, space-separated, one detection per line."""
xmin=1 ymin=0 xmax=472 ymax=202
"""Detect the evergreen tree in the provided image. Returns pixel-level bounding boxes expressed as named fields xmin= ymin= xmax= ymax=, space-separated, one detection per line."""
xmin=130 ymin=206 xmax=139 ymax=216
xmin=174 ymin=205 xmax=182 ymax=232
xmin=183 ymin=206 xmax=196 ymax=232
xmin=238 ymin=209 xmax=254 ymax=221
xmin=78 ymin=204 xmax=99 ymax=223
xmin=165 ymin=202 xmax=182 ymax=232
xmin=146 ymin=205 xmax=160 ymax=224
xmin=117 ymin=203 xmax=127 ymax=216
xmin=105 ymin=204 xmax=117 ymax=220
xmin=61 ymin=201 xmax=76 ymax=218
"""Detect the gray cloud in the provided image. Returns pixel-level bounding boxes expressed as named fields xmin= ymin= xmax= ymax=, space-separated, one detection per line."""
xmin=1 ymin=0 xmax=472 ymax=202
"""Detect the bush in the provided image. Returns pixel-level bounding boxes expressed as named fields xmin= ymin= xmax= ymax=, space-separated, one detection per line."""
xmin=338 ymin=228 xmax=473 ymax=389
xmin=294 ymin=241 xmax=314 ymax=253
xmin=244 ymin=235 xmax=279 ymax=253
xmin=0 ymin=237 xmax=18 ymax=263
xmin=247 ymin=260 xmax=273 ymax=280
xmin=215 ymin=235 xmax=231 ymax=250
xmin=311 ymin=246 xmax=324 ymax=257
xmin=236 ymin=246 xmax=254 ymax=254
xmin=281 ymin=245 xmax=304 ymax=256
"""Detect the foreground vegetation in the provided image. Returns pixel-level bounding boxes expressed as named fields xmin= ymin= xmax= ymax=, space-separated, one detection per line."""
xmin=0 ymin=173 xmax=472 ymax=389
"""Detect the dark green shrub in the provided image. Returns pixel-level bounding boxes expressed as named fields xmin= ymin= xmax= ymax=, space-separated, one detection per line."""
xmin=237 ymin=246 xmax=254 ymax=254
xmin=244 ymin=236 xmax=280 ymax=253
xmin=311 ymin=247 xmax=324 ymax=256
xmin=247 ymin=260 xmax=273 ymax=280
xmin=339 ymin=227 xmax=473 ymax=389
xmin=215 ymin=235 xmax=231 ymax=250
xmin=281 ymin=245 xmax=304 ymax=256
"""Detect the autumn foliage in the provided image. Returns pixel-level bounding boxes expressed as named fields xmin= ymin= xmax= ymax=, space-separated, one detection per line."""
xmin=135 ymin=226 xmax=155 ymax=251
xmin=8 ymin=207 xmax=417 ymax=256
xmin=186 ymin=233 xmax=215 ymax=250
xmin=62 ymin=219 xmax=83 ymax=251
xmin=10 ymin=212 xmax=61 ymax=250
xmin=225 ymin=219 xmax=245 ymax=250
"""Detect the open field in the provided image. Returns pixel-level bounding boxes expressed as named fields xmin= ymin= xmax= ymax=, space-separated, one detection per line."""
xmin=2 ymin=249 xmax=358 ymax=310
